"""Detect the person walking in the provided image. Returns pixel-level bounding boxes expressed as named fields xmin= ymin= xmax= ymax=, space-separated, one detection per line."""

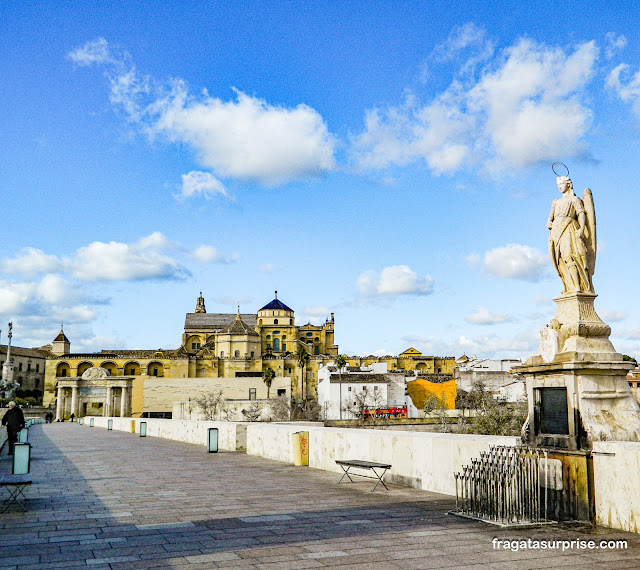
xmin=2 ymin=401 xmax=25 ymax=456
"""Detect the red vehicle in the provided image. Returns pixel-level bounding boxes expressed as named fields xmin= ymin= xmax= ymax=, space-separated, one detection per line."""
xmin=363 ymin=406 xmax=407 ymax=419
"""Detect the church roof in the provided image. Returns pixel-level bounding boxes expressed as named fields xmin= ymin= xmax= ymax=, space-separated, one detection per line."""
xmin=220 ymin=315 xmax=259 ymax=336
xmin=185 ymin=313 xmax=257 ymax=330
xmin=54 ymin=331 xmax=69 ymax=342
xmin=259 ymin=298 xmax=293 ymax=312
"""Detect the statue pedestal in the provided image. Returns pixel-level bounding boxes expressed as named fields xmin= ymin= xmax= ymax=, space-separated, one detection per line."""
xmin=516 ymin=293 xmax=640 ymax=449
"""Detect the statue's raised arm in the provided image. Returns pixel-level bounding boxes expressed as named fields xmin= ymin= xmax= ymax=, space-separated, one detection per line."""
xmin=547 ymin=175 xmax=596 ymax=295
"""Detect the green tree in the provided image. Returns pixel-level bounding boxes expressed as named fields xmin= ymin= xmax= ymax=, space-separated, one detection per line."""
xmin=262 ymin=367 xmax=275 ymax=399
xmin=335 ymin=354 xmax=348 ymax=420
xmin=296 ymin=345 xmax=310 ymax=401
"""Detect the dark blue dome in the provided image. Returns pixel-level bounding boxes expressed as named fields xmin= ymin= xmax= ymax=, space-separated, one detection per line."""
xmin=259 ymin=292 xmax=293 ymax=312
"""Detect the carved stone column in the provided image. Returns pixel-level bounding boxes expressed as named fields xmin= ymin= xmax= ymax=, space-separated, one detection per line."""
xmin=105 ymin=386 xmax=113 ymax=417
xmin=70 ymin=386 xmax=78 ymax=418
xmin=120 ymin=386 xmax=128 ymax=418
xmin=56 ymin=385 xmax=64 ymax=420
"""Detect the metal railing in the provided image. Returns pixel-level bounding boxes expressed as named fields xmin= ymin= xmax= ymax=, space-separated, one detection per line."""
xmin=454 ymin=445 xmax=548 ymax=525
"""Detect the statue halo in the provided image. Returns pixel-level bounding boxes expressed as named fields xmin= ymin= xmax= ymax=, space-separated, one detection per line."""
xmin=552 ymin=162 xmax=569 ymax=177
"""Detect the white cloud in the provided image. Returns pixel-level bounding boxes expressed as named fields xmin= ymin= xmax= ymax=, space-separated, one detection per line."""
xmin=606 ymin=63 xmax=640 ymax=118
xmin=179 ymin=171 xmax=228 ymax=199
xmin=0 ymin=277 xmax=100 ymax=323
xmin=258 ymin=263 xmax=273 ymax=274
xmin=70 ymin=39 xmax=336 ymax=188
xmin=481 ymin=244 xmax=547 ymax=281
xmin=67 ymin=37 xmax=114 ymax=66
xmin=299 ymin=306 xmax=332 ymax=325
xmin=0 ymin=247 xmax=64 ymax=277
xmin=358 ymin=265 xmax=434 ymax=298
xmin=403 ymin=330 xmax=536 ymax=360
xmin=71 ymin=234 xmax=189 ymax=281
xmin=190 ymin=245 xmax=237 ymax=264
xmin=599 ymin=309 xmax=628 ymax=323
xmin=465 ymin=307 xmax=511 ymax=325
xmin=149 ymin=86 xmax=336 ymax=186
xmin=605 ymin=33 xmax=627 ymax=60
xmin=352 ymin=37 xmax=597 ymax=176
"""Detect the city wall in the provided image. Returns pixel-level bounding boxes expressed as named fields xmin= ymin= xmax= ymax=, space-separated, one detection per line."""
xmin=83 ymin=417 xmax=640 ymax=532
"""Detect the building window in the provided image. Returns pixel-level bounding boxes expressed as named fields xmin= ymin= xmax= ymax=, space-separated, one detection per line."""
xmin=314 ymin=346 xmax=319 ymax=355
xmin=314 ymin=337 xmax=319 ymax=342
xmin=266 ymin=335 xmax=271 ymax=340
xmin=277 ymin=389 xmax=286 ymax=397
xmin=289 ymin=319 xmax=293 ymax=325
xmin=27 ymin=362 xmax=32 ymax=371
xmin=18 ymin=362 xmax=23 ymax=371
xmin=273 ymin=338 xmax=280 ymax=351
xmin=61 ymin=369 xmax=67 ymax=377
xmin=274 ymin=319 xmax=278 ymax=324
xmin=274 ymin=331 xmax=280 ymax=335
xmin=36 ymin=364 xmax=40 ymax=372
xmin=282 ymin=343 xmax=286 ymax=352
xmin=250 ymin=351 xmax=255 ymax=358
xmin=191 ymin=342 xmax=201 ymax=350
xmin=437 ymin=367 xmax=441 ymax=373
xmin=220 ymin=351 xmax=224 ymax=358
xmin=234 ymin=350 xmax=240 ymax=357
xmin=374 ymin=386 xmax=378 ymax=391
xmin=153 ymin=368 xmax=159 ymax=376
xmin=282 ymin=335 xmax=286 ymax=340
xmin=348 ymin=386 xmax=352 ymax=391
xmin=306 ymin=332 xmax=312 ymax=337
xmin=249 ymin=388 xmax=256 ymax=400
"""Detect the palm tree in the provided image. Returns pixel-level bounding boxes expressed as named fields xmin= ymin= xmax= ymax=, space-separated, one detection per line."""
xmin=295 ymin=345 xmax=310 ymax=401
xmin=262 ymin=367 xmax=275 ymax=399
xmin=335 ymin=355 xmax=348 ymax=420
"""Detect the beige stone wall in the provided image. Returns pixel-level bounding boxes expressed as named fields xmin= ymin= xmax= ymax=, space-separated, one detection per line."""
xmin=142 ymin=375 xmax=291 ymax=413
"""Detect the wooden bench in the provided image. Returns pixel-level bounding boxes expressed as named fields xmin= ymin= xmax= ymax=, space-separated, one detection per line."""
xmin=0 ymin=474 xmax=33 ymax=512
xmin=335 ymin=459 xmax=391 ymax=491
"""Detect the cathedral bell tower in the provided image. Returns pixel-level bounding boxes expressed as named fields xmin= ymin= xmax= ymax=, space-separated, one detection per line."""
xmin=195 ymin=292 xmax=206 ymax=314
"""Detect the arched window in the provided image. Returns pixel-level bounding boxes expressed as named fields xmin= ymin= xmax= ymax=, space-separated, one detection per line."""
xmin=314 ymin=345 xmax=319 ymax=355
xmin=273 ymin=338 xmax=280 ymax=351
xmin=220 ymin=351 xmax=224 ymax=358
xmin=274 ymin=319 xmax=278 ymax=324
xmin=56 ymin=362 xmax=70 ymax=378
xmin=147 ymin=362 xmax=164 ymax=377
xmin=124 ymin=362 xmax=141 ymax=375
xmin=234 ymin=350 xmax=240 ymax=357
xmin=101 ymin=361 xmax=117 ymax=376
xmin=77 ymin=362 xmax=92 ymax=376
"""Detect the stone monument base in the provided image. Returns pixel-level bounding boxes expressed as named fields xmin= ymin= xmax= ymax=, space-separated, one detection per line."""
xmin=516 ymin=292 xmax=640 ymax=448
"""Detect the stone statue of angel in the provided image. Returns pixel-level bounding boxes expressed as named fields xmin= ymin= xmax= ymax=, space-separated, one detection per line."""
xmin=547 ymin=175 xmax=596 ymax=295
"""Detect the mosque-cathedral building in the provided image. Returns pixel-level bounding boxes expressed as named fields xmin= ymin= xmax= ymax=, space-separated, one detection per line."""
xmin=42 ymin=292 xmax=455 ymax=419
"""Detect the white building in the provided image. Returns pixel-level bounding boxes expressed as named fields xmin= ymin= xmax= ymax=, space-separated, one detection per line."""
xmin=317 ymin=362 xmax=410 ymax=420
xmin=455 ymin=355 xmax=525 ymax=402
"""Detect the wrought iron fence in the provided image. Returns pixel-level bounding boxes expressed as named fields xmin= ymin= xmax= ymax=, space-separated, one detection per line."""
xmin=454 ymin=445 xmax=549 ymax=525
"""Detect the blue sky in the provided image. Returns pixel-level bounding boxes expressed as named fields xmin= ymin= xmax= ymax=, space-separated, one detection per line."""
xmin=2 ymin=1 xmax=640 ymax=360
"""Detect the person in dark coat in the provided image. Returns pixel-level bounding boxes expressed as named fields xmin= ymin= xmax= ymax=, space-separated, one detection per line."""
xmin=2 ymin=401 xmax=25 ymax=455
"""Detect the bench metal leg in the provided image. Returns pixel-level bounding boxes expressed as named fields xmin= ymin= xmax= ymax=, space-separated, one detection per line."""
xmin=338 ymin=465 xmax=355 ymax=484
xmin=1 ymin=485 xmax=29 ymax=512
xmin=370 ymin=467 xmax=389 ymax=491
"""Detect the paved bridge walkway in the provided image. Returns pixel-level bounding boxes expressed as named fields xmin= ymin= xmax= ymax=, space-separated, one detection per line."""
xmin=1 ymin=423 xmax=639 ymax=569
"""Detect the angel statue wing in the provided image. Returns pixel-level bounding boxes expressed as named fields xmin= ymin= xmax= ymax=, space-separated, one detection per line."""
xmin=582 ymin=188 xmax=596 ymax=276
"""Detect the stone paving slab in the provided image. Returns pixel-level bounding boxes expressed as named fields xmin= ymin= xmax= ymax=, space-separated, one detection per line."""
xmin=1 ymin=423 xmax=639 ymax=569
